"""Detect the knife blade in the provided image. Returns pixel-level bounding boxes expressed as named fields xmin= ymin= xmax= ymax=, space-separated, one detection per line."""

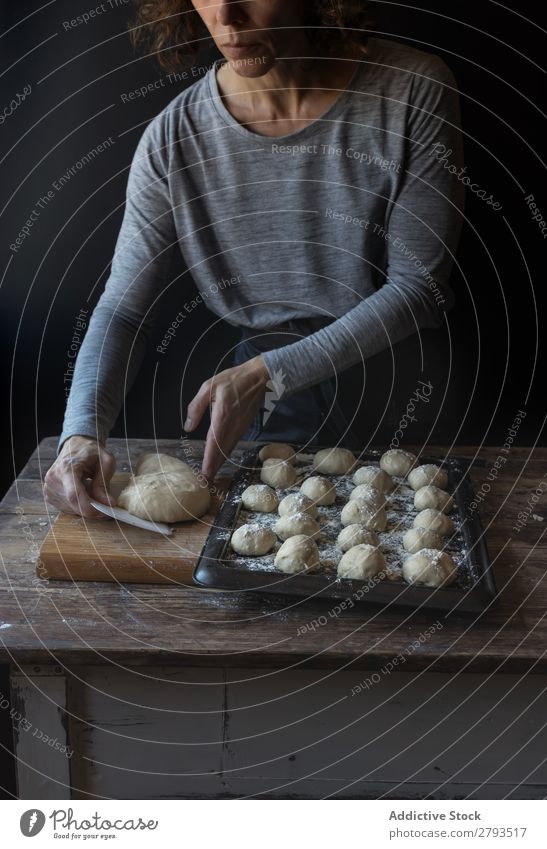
xmin=89 ymin=499 xmax=174 ymax=536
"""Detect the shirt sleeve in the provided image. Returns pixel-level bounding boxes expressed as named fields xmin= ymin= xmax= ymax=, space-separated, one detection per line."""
xmin=261 ymin=56 xmax=465 ymax=397
xmin=58 ymin=113 xmax=179 ymax=453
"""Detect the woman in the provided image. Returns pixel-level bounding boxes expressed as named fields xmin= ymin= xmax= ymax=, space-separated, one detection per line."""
xmin=44 ymin=0 xmax=464 ymax=518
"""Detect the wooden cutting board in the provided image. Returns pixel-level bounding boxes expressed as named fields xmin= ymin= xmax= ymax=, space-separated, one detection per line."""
xmin=37 ymin=474 xmax=232 ymax=585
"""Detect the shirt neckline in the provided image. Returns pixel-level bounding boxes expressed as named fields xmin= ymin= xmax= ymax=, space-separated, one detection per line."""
xmin=207 ymin=49 xmax=372 ymax=143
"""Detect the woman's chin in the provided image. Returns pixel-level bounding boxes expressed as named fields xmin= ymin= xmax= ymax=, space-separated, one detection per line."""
xmin=223 ymin=53 xmax=273 ymax=76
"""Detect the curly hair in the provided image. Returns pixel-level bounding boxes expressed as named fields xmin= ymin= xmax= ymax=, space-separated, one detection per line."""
xmin=130 ymin=1 xmax=374 ymax=73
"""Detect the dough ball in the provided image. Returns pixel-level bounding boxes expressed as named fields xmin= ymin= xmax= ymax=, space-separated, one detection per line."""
xmin=312 ymin=447 xmax=356 ymax=475
xmin=274 ymin=535 xmax=320 ymax=574
xmin=379 ymin=449 xmax=417 ymax=477
xmin=337 ymin=544 xmax=387 ymax=580
xmin=258 ymin=442 xmax=295 ymax=463
xmin=300 ymin=476 xmax=337 ymax=505
xmin=403 ymin=526 xmax=444 ymax=554
xmin=230 ymin=523 xmax=276 ymax=556
xmin=340 ymin=500 xmax=387 ymax=532
xmin=275 ymin=512 xmax=320 ymax=541
xmin=407 ymin=464 xmax=448 ymax=491
xmin=260 ymin=458 xmax=297 ymax=489
xmin=118 ymin=469 xmax=210 ymax=523
xmin=353 ymin=465 xmax=394 ymax=492
xmin=414 ymin=485 xmax=454 ymax=513
xmin=349 ymin=484 xmax=385 ymax=508
xmin=241 ymin=484 xmax=279 ymax=513
xmin=337 ymin=524 xmax=379 ymax=552
xmin=278 ymin=492 xmax=318 ymax=518
xmin=135 ymin=452 xmax=190 ymax=476
xmin=413 ymin=509 xmax=454 ymax=537
xmin=402 ymin=548 xmax=457 ymax=588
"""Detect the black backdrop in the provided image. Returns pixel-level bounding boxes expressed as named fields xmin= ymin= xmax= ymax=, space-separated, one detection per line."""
xmin=1 ymin=0 xmax=544 ymax=500
xmin=0 ymin=0 xmax=544 ymax=801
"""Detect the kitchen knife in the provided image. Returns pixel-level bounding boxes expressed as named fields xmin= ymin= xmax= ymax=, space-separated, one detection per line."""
xmin=89 ymin=498 xmax=174 ymax=536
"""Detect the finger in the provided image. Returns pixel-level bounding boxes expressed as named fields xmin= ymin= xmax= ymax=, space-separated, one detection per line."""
xmin=74 ymin=479 xmax=102 ymax=518
xmin=202 ymin=400 xmax=241 ymax=481
xmin=201 ymin=398 xmax=231 ymax=480
xmin=44 ymin=465 xmax=110 ymax=520
xmin=184 ymin=380 xmax=213 ymax=431
xmin=62 ymin=461 xmax=110 ymax=519
xmin=201 ymin=423 xmax=224 ymax=482
xmin=89 ymin=453 xmax=116 ymax=506
xmin=89 ymin=479 xmax=114 ymax=509
xmin=63 ymin=478 xmax=103 ymax=519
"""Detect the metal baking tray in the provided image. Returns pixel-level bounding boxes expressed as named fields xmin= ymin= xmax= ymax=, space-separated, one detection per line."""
xmin=193 ymin=446 xmax=497 ymax=615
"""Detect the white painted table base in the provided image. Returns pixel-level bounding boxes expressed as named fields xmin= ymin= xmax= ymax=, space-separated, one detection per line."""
xmin=10 ymin=665 xmax=547 ymax=799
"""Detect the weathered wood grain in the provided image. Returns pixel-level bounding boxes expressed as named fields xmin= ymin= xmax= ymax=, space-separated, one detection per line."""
xmin=37 ymin=475 xmax=231 ymax=585
xmin=0 ymin=438 xmax=545 ymax=671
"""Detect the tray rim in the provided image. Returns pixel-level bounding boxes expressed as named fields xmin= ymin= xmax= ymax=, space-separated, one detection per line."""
xmin=193 ymin=445 xmax=498 ymax=615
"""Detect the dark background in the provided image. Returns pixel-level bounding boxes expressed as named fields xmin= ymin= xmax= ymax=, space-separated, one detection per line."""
xmin=0 ymin=0 xmax=544 ymax=797
xmin=1 ymin=0 xmax=545 ymax=496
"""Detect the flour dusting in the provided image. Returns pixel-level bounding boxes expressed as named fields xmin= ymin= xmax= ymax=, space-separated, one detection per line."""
xmin=220 ymin=451 xmax=474 ymax=589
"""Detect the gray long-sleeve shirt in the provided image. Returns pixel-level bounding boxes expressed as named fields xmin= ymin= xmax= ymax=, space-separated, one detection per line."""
xmin=59 ymin=37 xmax=464 ymax=452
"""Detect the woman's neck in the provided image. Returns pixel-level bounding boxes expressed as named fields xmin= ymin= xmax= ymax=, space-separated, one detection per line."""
xmin=216 ymin=49 xmax=361 ymax=126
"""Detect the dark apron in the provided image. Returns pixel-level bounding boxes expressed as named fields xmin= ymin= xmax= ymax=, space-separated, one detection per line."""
xmin=233 ymin=318 xmax=362 ymax=450
xmin=233 ymin=319 xmax=455 ymax=450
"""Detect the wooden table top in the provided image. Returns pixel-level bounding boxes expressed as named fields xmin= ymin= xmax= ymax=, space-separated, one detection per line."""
xmin=0 ymin=437 xmax=545 ymax=672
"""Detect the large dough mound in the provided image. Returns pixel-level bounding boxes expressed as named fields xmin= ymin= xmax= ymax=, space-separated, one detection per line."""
xmin=118 ymin=465 xmax=210 ymax=523
xmin=135 ymin=452 xmax=190 ymax=476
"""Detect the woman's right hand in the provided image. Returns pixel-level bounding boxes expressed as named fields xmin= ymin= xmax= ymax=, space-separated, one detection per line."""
xmin=44 ymin=435 xmax=116 ymax=519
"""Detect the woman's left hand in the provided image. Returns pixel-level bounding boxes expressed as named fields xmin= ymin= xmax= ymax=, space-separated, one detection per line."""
xmin=184 ymin=355 xmax=270 ymax=481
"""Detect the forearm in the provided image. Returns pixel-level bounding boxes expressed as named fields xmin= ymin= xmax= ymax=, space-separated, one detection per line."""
xmin=58 ymin=305 xmax=149 ymax=454
xmin=261 ymin=279 xmax=445 ymax=397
